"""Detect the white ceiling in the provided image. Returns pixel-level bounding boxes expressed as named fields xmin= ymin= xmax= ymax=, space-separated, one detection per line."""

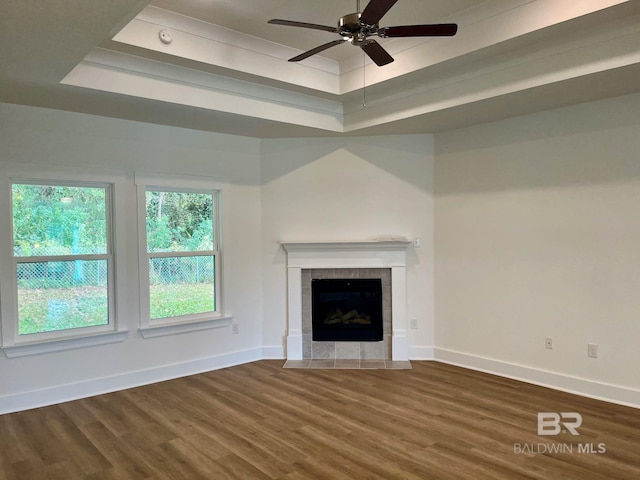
xmin=2 ymin=0 xmax=640 ymax=138
xmin=150 ymin=0 xmax=483 ymax=61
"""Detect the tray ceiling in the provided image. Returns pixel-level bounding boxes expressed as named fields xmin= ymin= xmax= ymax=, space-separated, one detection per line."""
xmin=2 ymin=0 xmax=640 ymax=138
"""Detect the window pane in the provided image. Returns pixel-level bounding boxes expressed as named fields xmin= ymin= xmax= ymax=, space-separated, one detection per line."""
xmin=17 ymin=260 xmax=109 ymax=335
xmin=146 ymin=191 xmax=214 ymax=253
xmin=12 ymin=184 xmax=107 ymax=256
xmin=149 ymin=256 xmax=215 ymax=319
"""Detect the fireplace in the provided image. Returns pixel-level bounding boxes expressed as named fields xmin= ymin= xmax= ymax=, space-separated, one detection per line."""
xmin=312 ymin=278 xmax=383 ymax=342
xmin=281 ymin=240 xmax=411 ymax=361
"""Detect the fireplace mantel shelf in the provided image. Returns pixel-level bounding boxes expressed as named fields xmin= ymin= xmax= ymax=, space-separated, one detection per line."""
xmin=281 ymin=240 xmax=412 ymax=252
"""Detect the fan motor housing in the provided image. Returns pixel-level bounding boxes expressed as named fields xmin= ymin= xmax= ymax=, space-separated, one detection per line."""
xmin=338 ymin=12 xmax=378 ymax=37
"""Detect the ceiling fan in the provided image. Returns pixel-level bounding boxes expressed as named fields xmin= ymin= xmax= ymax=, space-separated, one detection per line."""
xmin=268 ymin=0 xmax=458 ymax=66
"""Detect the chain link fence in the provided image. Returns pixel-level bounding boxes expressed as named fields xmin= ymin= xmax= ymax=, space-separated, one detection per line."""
xmin=149 ymin=256 xmax=214 ymax=286
xmin=17 ymin=260 xmax=108 ymax=289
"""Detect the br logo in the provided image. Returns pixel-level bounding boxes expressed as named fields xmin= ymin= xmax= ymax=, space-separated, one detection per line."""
xmin=537 ymin=412 xmax=582 ymax=436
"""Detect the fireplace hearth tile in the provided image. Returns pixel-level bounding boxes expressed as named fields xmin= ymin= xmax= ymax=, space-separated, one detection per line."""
xmin=385 ymin=361 xmax=413 ymax=369
xmin=309 ymin=359 xmax=336 ymax=369
xmin=283 ymin=360 xmax=311 ymax=368
xmin=281 ymin=359 xmax=412 ymax=370
xmin=335 ymin=359 xmax=360 ymax=369
xmin=360 ymin=359 xmax=387 ymax=369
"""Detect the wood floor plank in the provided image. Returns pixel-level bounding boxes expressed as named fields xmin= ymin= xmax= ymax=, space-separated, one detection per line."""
xmin=45 ymin=459 xmax=87 ymax=480
xmin=13 ymin=409 xmax=70 ymax=467
xmin=40 ymin=405 xmax=112 ymax=475
xmin=211 ymin=453 xmax=274 ymax=480
xmin=57 ymin=399 xmax=100 ymax=427
xmin=10 ymin=458 xmax=48 ymax=480
xmin=77 ymin=421 xmax=155 ymax=480
xmin=1 ymin=360 xmax=638 ymax=480
xmin=0 ymin=414 xmax=36 ymax=466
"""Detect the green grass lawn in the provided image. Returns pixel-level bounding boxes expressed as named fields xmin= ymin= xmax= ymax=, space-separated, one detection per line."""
xmin=18 ymin=283 xmax=214 ymax=334
xmin=150 ymin=282 xmax=215 ymax=319
xmin=18 ymin=286 xmax=108 ymax=335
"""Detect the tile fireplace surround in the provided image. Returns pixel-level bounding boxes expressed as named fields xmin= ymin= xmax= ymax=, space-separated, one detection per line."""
xmin=281 ymin=241 xmax=411 ymax=363
xmin=301 ymin=268 xmax=391 ymax=361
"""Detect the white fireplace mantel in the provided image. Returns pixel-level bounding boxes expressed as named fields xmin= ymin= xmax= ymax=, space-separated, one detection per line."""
xmin=281 ymin=240 xmax=412 ymax=252
xmin=281 ymin=240 xmax=411 ymax=361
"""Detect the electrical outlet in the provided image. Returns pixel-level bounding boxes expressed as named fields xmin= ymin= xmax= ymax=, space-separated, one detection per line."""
xmin=587 ymin=343 xmax=598 ymax=358
xmin=232 ymin=324 xmax=239 ymax=335
xmin=410 ymin=318 xmax=418 ymax=329
xmin=545 ymin=337 xmax=553 ymax=349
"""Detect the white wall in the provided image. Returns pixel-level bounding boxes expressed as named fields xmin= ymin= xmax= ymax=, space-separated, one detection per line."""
xmin=435 ymin=93 xmax=640 ymax=406
xmin=0 ymin=103 xmax=263 ymax=412
xmin=260 ymin=135 xmax=435 ymax=358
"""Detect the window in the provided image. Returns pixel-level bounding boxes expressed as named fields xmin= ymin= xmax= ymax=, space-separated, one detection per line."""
xmin=9 ymin=182 xmax=114 ymax=339
xmin=136 ymin=174 xmax=227 ymax=336
xmin=146 ymin=190 xmax=218 ymax=319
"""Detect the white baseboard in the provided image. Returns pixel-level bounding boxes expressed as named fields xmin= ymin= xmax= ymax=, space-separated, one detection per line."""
xmin=434 ymin=347 xmax=640 ymax=409
xmin=262 ymin=346 xmax=285 ymax=359
xmin=0 ymin=347 xmax=263 ymax=415
xmin=409 ymin=346 xmax=435 ymax=360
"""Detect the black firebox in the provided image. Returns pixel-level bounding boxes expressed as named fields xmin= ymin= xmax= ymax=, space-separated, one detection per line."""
xmin=311 ymin=278 xmax=383 ymax=342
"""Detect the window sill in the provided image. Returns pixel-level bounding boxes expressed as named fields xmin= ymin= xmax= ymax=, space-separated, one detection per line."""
xmin=139 ymin=315 xmax=233 ymax=339
xmin=2 ymin=330 xmax=129 ymax=358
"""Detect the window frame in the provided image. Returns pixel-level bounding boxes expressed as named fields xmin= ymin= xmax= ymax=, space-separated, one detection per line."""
xmin=135 ymin=173 xmax=230 ymax=337
xmin=0 ymin=170 xmax=129 ymax=357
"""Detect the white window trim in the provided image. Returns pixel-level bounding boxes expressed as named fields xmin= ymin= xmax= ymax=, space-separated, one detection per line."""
xmin=135 ymin=172 xmax=231 ymax=338
xmin=0 ymin=167 xmax=129 ymax=356
xmin=3 ymin=331 xmax=129 ymax=358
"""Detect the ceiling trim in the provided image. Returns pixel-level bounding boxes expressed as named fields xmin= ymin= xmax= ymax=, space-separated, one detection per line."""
xmin=62 ymin=49 xmax=345 ymax=132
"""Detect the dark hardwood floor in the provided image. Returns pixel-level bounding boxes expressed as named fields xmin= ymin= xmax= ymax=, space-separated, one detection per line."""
xmin=1 ymin=361 xmax=639 ymax=479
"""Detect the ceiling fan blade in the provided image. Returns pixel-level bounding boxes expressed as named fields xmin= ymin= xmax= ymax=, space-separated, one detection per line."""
xmin=378 ymin=24 xmax=458 ymax=37
xmin=289 ymin=39 xmax=347 ymax=62
xmin=361 ymin=40 xmax=394 ymax=66
xmin=268 ymin=19 xmax=338 ymax=33
xmin=360 ymin=0 xmax=398 ymax=26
